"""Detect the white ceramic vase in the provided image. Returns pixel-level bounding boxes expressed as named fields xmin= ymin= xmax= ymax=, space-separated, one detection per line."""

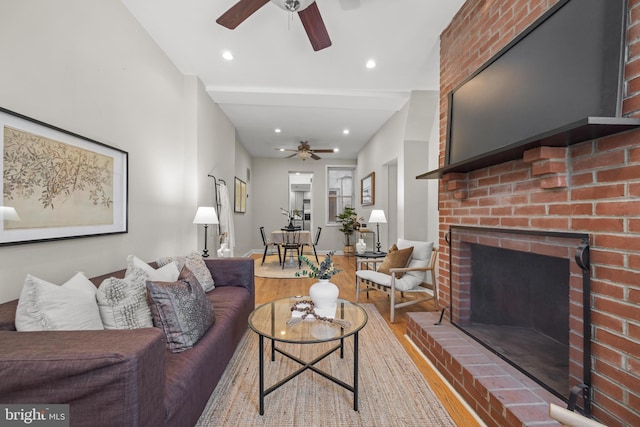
xmin=217 ymin=243 xmax=231 ymax=258
xmin=309 ymin=279 xmax=339 ymax=318
xmin=355 ymin=238 xmax=366 ymax=254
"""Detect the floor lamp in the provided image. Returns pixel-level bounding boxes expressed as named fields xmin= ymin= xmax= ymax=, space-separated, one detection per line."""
xmin=193 ymin=206 xmax=219 ymax=257
xmin=368 ymin=209 xmax=387 ymax=253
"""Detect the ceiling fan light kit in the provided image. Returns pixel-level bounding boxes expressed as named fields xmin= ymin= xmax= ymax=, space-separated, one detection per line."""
xmin=217 ymin=0 xmax=332 ymax=51
xmin=271 ymin=0 xmax=314 ymax=12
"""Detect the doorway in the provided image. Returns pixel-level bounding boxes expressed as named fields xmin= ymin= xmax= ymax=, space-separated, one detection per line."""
xmin=288 ymin=172 xmax=313 ymax=231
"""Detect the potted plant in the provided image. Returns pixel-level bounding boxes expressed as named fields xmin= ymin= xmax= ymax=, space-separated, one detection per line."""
xmin=336 ymin=207 xmax=362 ymax=256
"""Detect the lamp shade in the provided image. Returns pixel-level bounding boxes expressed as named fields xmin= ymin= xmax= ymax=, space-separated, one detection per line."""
xmin=193 ymin=207 xmax=219 ymax=225
xmin=0 ymin=206 xmax=20 ymax=221
xmin=368 ymin=209 xmax=387 ymax=224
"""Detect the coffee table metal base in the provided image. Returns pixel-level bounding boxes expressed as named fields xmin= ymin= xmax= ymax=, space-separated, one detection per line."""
xmin=258 ymin=333 xmax=359 ymax=415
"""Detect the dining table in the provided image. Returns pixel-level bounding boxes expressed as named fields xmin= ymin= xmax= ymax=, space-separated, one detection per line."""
xmin=269 ymin=230 xmax=312 ymax=246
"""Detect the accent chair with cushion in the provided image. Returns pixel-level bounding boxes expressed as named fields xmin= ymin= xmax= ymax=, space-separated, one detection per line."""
xmin=355 ymin=239 xmax=438 ymax=323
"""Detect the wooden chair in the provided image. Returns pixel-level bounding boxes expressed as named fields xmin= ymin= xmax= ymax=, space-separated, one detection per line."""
xmin=356 ymin=239 xmax=438 ymax=323
xmin=301 ymin=226 xmax=322 ymax=263
xmin=260 ymin=226 xmax=281 ymax=266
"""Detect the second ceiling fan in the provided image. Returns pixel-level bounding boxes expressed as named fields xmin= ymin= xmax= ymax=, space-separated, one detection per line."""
xmin=216 ymin=0 xmax=332 ymax=51
xmin=278 ymin=141 xmax=335 ymax=160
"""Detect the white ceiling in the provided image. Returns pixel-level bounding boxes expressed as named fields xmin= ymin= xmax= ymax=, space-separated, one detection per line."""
xmin=121 ymin=0 xmax=465 ymax=160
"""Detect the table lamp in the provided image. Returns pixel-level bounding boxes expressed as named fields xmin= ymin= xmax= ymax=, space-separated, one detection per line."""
xmin=368 ymin=209 xmax=387 ymax=253
xmin=193 ymin=206 xmax=219 ymax=257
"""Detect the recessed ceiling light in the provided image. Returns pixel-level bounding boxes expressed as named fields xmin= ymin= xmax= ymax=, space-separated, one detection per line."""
xmin=366 ymin=59 xmax=376 ymax=69
xmin=334 ymin=148 xmax=339 ymax=152
xmin=279 ymin=148 xmax=285 ymax=152
xmin=275 ymin=128 xmax=281 ymax=133
xmin=222 ymin=51 xmax=234 ymax=61
xmin=343 ymin=129 xmax=350 ymax=135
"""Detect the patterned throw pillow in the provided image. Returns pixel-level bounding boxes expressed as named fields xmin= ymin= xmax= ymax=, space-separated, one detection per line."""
xmin=376 ymin=246 xmax=414 ymax=278
xmin=157 ymin=251 xmax=215 ymax=292
xmin=96 ymin=267 xmax=154 ymax=329
xmin=146 ymin=267 xmax=215 ymax=353
xmin=15 ymin=272 xmax=104 ymax=331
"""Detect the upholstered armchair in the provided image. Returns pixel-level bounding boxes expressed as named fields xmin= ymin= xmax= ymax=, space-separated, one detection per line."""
xmin=355 ymin=239 xmax=438 ymax=323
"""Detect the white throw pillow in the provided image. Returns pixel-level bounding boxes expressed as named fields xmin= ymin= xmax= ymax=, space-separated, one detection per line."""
xmin=125 ymin=254 xmax=179 ymax=281
xmin=15 ymin=272 xmax=104 ymax=331
xmin=157 ymin=251 xmax=215 ymax=292
xmin=96 ymin=267 xmax=154 ymax=329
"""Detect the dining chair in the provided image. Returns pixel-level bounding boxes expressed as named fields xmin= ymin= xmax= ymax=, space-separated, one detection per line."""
xmin=301 ymin=226 xmax=322 ymax=263
xmin=260 ymin=226 xmax=281 ymax=266
xmin=281 ymin=229 xmax=302 ymax=269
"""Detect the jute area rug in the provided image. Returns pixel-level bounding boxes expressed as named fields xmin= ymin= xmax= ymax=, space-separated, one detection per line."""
xmin=196 ymin=304 xmax=455 ymax=426
xmin=254 ymin=254 xmax=319 ymax=279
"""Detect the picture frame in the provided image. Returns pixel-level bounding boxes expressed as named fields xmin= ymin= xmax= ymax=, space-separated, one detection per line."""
xmin=1 ymin=107 xmax=128 ymax=246
xmin=234 ymin=176 xmax=246 ymax=213
xmin=361 ymin=172 xmax=375 ymax=206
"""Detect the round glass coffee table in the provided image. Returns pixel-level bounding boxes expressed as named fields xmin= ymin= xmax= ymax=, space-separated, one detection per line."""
xmin=248 ymin=296 xmax=368 ymax=415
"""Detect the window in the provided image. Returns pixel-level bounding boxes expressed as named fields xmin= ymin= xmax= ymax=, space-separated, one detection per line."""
xmin=327 ymin=166 xmax=355 ymax=224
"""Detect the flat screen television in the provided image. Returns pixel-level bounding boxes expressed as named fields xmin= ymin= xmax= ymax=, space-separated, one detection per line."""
xmin=444 ymin=0 xmax=627 ymax=168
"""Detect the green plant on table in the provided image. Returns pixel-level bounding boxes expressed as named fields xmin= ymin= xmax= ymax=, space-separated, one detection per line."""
xmin=295 ymin=252 xmax=341 ymax=280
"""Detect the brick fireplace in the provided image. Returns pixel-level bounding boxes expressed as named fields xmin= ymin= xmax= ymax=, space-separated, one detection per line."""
xmin=408 ymin=1 xmax=640 ymax=426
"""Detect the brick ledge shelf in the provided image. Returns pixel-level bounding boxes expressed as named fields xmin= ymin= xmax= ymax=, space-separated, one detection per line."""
xmin=407 ymin=311 xmax=566 ymax=427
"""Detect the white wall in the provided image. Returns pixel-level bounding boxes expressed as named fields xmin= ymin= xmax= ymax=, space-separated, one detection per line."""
xmin=356 ymin=90 xmax=440 ymax=250
xmin=0 ymin=0 xmax=238 ymax=302
xmin=233 ymin=139 xmax=253 ymax=256
xmin=251 ymin=157 xmax=357 ymax=253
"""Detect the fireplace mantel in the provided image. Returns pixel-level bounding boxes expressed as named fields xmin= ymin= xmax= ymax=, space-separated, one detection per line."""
xmin=416 ymin=116 xmax=640 ymax=179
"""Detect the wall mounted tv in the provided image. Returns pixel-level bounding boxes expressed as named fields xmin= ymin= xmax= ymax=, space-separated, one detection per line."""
xmin=430 ymin=0 xmax=637 ymax=177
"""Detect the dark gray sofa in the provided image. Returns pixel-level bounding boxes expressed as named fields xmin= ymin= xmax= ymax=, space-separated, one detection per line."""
xmin=0 ymin=257 xmax=254 ymax=427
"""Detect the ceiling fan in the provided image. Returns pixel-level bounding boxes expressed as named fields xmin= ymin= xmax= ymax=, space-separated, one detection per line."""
xmin=216 ymin=0 xmax=332 ymax=51
xmin=277 ymin=141 xmax=336 ymax=160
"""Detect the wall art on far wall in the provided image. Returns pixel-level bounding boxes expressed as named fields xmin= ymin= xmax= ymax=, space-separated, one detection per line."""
xmin=361 ymin=172 xmax=375 ymax=206
xmin=234 ymin=176 xmax=246 ymax=213
xmin=1 ymin=107 xmax=128 ymax=246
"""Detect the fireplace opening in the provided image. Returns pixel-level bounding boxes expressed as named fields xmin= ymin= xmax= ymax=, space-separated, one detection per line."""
xmin=467 ymin=244 xmax=570 ymax=396
xmin=448 ymin=226 xmax=591 ymax=412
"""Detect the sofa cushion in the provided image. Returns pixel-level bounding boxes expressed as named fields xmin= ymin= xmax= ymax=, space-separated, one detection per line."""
xmin=96 ymin=267 xmax=154 ymax=329
xmin=15 ymin=272 xmax=103 ymax=331
xmin=125 ymin=254 xmax=179 ymax=281
xmin=397 ymin=239 xmax=434 ymax=284
xmin=146 ymin=267 xmax=215 ymax=353
xmin=157 ymin=251 xmax=215 ymax=292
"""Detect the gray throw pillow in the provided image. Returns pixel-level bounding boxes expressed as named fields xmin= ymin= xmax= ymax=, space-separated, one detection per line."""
xmin=146 ymin=266 xmax=215 ymax=353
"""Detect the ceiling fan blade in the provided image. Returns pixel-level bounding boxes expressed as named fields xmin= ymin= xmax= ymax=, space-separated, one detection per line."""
xmin=298 ymin=2 xmax=332 ymax=51
xmin=310 ymin=149 xmax=335 ymax=153
xmin=286 ymin=153 xmax=298 ymax=158
xmin=311 ymin=153 xmax=322 ymax=160
xmin=216 ymin=0 xmax=269 ymax=29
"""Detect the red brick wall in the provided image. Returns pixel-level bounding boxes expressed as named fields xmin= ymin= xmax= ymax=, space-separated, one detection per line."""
xmin=438 ymin=1 xmax=640 ymax=425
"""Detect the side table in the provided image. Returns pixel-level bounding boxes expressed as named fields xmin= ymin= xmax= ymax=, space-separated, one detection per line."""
xmin=354 ymin=251 xmax=386 ymax=269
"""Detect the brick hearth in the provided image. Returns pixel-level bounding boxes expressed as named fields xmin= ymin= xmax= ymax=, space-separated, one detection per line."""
xmin=407 ymin=311 xmax=564 ymax=427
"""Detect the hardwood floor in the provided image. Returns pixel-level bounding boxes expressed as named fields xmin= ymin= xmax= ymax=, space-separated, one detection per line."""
xmin=252 ymin=253 xmax=482 ymax=427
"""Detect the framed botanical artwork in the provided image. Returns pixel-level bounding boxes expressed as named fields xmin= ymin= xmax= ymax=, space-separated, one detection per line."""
xmin=234 ymin=176 xmax=246 ymax=213
xmin=1 ymin=107 xmax=128 ymax=246
xmin=361 ymin=172 xmax=375 ymax=206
